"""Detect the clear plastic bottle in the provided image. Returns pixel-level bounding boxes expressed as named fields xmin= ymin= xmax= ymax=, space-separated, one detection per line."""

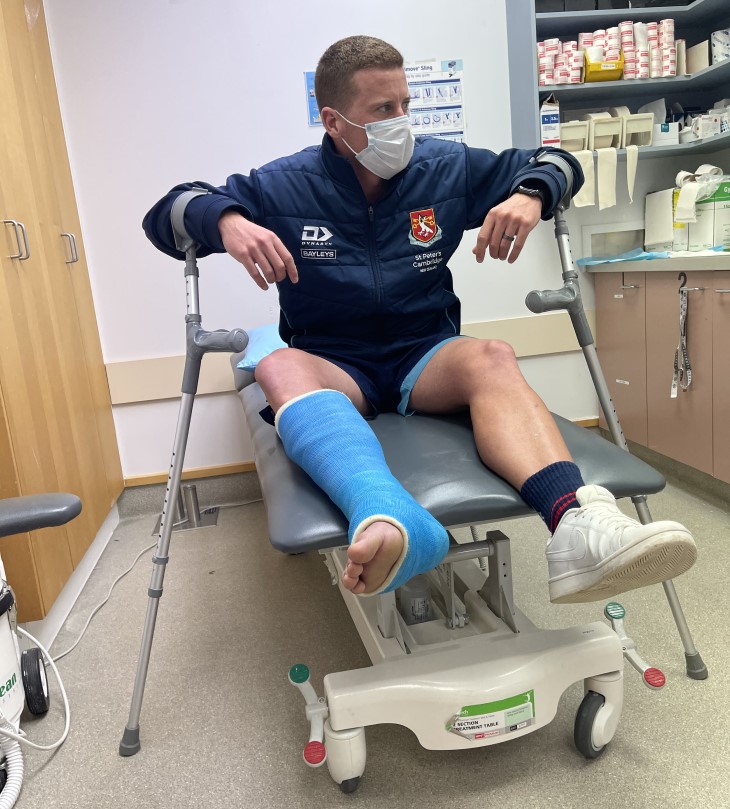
xmin=397 ymin=575 xmax=433 ymax=625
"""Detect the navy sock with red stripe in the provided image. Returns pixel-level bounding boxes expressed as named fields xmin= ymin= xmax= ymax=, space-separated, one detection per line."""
xmin=519 ymin=461 xmax=585 ymax=535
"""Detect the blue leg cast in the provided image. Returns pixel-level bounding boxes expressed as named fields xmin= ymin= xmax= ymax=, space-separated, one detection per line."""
xmin=275 ymin=390 xmax=449 ymax=594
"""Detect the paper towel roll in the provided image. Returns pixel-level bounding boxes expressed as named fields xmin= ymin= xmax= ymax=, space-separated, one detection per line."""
xmin=572 ymin=150 xmax=595 ymax=208
xmin=695 ymin=163 xmax=723 ymax=177
xmin=609 ymin=106 xmax=630 ymax=118
xmin=675 ymin=184 xmax=701 ymax=223
xmin=674 ymin=164 xmax=723 ymax=223
xmin=596 ymin=148 xmax=617 ymax=210
xmin=625 ymin=145 xmax=638 ymax=203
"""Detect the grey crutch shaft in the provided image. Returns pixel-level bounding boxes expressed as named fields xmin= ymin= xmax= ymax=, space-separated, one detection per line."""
xmin=120 ymin=390 xmax=196 ymax=755
xmin=120 ymin=221 xmax=248 ymax=755
xmin=525 ymin=205 xmax=707 ymax=679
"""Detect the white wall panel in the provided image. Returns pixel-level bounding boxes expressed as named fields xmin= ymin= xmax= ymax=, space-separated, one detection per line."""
xmin=44 ymin=0 xmax=596 ymax=474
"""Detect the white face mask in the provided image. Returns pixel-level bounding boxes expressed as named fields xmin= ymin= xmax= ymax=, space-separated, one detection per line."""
xmin=336 ymin=112 xmax=415 ymax=180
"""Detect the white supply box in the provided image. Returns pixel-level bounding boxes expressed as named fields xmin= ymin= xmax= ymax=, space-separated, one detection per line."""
xmin=652 ymin=122 xmax=679 ymax=146
xmin=644 ymin=189 xmax=674 ymax=251
xmin=648 ymin=183 xmax=730 ymax=253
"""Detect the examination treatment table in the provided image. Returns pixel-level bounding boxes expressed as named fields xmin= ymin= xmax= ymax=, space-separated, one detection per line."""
xmin=120 ymin=180 xmax=707 ymax=793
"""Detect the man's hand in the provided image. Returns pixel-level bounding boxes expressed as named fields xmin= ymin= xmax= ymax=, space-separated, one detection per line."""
xmin=219 ymin=212 xmax=299 ymax=290
xmin=472 ymin=194 xmax=543 ymax=265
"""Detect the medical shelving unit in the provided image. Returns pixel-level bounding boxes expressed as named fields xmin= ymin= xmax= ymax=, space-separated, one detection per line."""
xmin=507 ymin=0 xmax=730 ymax=159
xmin=503 ymin=1 xmax=716 ymax=686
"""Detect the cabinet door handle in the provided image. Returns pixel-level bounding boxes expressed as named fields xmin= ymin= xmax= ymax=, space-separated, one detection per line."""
xmin=714 ymin=289 xmax=730 ymax=293
xmin=3 ymin=219 xmax=30 ymax=260
xmin=620 ymin=284 xmax=640 ymax=289
xmin=61 ymin=232 xmax=79 ymax=264
xmin=678 ymin=287 xmax=704 ymax=292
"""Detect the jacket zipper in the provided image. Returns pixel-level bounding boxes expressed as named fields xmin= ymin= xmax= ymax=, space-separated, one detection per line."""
xmin=367 ymin=205 xmax=383 ymax=305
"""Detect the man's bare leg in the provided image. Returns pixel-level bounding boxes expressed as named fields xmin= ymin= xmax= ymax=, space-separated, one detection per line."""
xmin=408 ymin=338 xmax=572 ymax=490
xmin=258 ymin=337 xmax=567 ymax=595
xmin=255 ymin=348 xmax=403 ymax=593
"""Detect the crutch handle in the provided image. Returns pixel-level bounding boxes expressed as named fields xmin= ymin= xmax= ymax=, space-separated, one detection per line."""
xmin=193 ymin=327 xmax=248 ymax=354
xmin=525 ymin=285 xmax=578 ymax=314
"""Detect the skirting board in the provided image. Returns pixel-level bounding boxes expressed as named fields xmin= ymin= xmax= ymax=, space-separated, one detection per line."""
xmin=125 ymin=461 xmax=256 ymax=488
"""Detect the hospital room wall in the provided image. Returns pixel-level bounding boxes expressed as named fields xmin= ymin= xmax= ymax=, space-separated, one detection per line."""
xmin=44 ymin=0 xmax=599 ymax=480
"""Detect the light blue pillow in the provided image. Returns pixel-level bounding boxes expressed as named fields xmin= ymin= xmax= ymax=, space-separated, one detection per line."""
xmin=236 ymin=323 xmax=287 ymax=371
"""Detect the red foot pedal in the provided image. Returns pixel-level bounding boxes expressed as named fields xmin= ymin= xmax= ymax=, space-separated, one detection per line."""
xmin=303 ymin=740 xmax=327 ymax=767
xmin=643 ymin=667 xmax=666 ymax=689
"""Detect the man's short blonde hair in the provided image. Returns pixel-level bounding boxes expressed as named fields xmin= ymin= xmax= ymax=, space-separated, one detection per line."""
xmin=314 ymin=36 xmax=404 ymax=113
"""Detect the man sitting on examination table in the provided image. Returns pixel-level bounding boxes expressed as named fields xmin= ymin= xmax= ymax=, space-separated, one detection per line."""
xmin=143 ymin=35 xmax=696 ymax=604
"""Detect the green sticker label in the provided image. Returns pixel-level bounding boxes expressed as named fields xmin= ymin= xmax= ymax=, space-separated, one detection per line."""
xmin=446 ymin=690 xmax=535 ymax=741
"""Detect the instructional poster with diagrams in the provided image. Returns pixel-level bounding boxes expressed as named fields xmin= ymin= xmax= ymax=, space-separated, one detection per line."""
xmin=405 ymin=59 xmax=466 ymax=142
xmin=304 ymin=71 xmax=321 ymax=126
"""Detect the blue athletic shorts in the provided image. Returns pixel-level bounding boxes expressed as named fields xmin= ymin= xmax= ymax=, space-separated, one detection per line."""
xmin=309 ymin=334 xmax=468 ymax=416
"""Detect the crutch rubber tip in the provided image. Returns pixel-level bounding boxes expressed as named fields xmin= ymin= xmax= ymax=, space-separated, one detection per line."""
xmin=303 ymin=741 xmax=327 ymax=767
xmin=643 ymin=667 xmax=666 ymax=689
xmin=119 ymin=726 xmax=141 ymax=756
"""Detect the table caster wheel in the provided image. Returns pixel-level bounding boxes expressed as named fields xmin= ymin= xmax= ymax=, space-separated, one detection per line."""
xmin=339 ymin=777 xmax=360 ymax=794
xmin=574 ymin=691 xmax=607 ymax=759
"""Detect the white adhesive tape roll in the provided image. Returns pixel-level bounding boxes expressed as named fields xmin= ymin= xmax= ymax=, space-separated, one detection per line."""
xmin=582 ymin=111 xmax=611 ymax=120
xmin=609 ymin=106 xmax=630 ymax=118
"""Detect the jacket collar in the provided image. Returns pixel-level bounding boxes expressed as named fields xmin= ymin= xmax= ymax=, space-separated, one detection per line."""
xmin=319 ymin=133 xmax=366 ymax=194
xmin=319 ymin=133 xmax=418 ymax=202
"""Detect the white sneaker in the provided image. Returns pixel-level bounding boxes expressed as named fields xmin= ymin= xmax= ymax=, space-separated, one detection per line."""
xmin=547 ymin=485 xmax=697 ymax=604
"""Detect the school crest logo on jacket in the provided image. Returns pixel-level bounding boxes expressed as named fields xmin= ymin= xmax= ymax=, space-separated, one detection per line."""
xmin=408 ymin=208 xmax=442 ymax=247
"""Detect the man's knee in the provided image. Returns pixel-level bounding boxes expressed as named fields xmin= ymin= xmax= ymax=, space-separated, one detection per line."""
xmin=457 ymin=339 xmax=522 ymax=394
xmin=254 ymin=348 xmax=321 ymax=408
xmin=471 ymin=339 xmax=519 ymax=372
xmin=254 ymin=347 xmax=295 ymax=388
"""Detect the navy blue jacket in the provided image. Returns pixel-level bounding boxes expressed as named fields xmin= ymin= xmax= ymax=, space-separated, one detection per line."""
xmin=143 ymin=135 xmax=581 ymax=357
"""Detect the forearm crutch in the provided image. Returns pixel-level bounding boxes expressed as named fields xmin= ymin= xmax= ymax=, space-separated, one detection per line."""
xmin=526 ymin=153 xmax=707 ymax=681
xmin=120 ymin=190 xmax=248 ymax=756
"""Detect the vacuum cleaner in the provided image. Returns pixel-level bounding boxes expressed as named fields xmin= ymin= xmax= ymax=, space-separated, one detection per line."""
xmin=0 ymin=493 xmax=80 ymax=808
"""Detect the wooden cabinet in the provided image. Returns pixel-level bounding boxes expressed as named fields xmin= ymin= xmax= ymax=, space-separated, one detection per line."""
xmin=713 ymin=272 xmax=730 ymax=484
xmin=595 ymin=265 xmax=729 ymax=484
xmin=0 ymin=1 xmax=123 ymax=621
xmin=646 ymin=272 xmax=714 ymax=475
xmin=595 ymin=272 xmax=647 ymax=445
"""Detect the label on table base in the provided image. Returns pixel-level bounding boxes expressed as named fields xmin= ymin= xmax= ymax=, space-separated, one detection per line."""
xmin=446 ymin=690 xmax=535 ymax=741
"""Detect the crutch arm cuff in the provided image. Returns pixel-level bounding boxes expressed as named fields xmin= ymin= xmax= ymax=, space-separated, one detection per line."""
xmin=512 ymin=149 xmax=583 ymax=217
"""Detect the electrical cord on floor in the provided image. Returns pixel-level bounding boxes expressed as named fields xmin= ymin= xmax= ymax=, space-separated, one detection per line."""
xmin=50 ymin=496 xmax=263 ymax=664
xmin=50 ymin=539 xmax=157 ymax=664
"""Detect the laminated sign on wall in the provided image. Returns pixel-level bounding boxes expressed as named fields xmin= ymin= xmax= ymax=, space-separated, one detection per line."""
xmin=404 ymin=59 xmax=466 ymax=143
xmin=304 ymin=58 xmax=466 ymax=143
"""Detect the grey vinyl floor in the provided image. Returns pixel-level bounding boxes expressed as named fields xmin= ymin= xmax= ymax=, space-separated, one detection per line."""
xmin=16 ymin=475 xmax=730 ymax=809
